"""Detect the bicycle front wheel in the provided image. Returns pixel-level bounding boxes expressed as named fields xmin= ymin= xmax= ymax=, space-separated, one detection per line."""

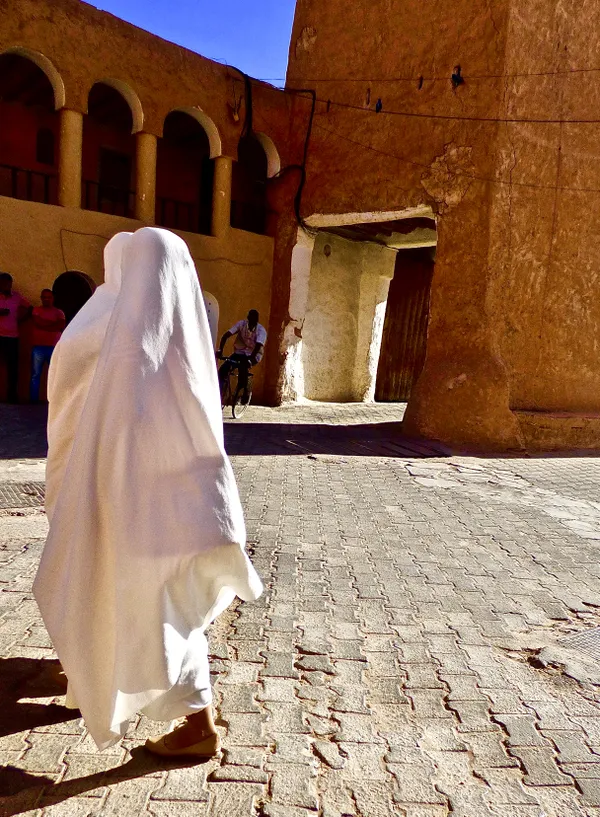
xmin=232 ymin=384 xmax=252 ymax=418
xmin=220 ymin=377 xmax=231 ymax=411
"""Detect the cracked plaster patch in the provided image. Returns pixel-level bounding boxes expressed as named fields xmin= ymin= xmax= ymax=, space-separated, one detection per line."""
xmin=421 ymin=144 xmax=474 ymax=214
xmin=295 ymin=26 xmax=317 ymax=58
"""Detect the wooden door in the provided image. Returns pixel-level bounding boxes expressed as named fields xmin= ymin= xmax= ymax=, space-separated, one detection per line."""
xmin=375 ymin=248 xmax=434 ymax=402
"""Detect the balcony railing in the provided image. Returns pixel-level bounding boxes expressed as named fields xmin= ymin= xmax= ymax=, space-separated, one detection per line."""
xmin=156 ymin=196 xmax=211 ymax=235
xmin=83 ymin=180 xmax=135 ymax=218
xmin=0 ymin=163 xmax=57 ymax=205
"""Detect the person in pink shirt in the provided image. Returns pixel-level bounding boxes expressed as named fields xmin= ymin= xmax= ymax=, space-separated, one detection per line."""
xmin=30 ymin=289 xmax=66 ymax=403
xmin=0 ymin=272 xmax=31 ymax=403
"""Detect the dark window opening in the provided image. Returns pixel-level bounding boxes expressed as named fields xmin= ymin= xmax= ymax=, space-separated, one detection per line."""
xmin=155 ymin=111 xmax=213 ymax=235
xmin=82 ymin=83 xmax=135 ymax=217
xmin=231 ymin=134 xmax=268 ymax=235
xmin=36 ymin=127 xmax=55 ymax=165
xmin=0 ymin=53 xmax=58 ymax=204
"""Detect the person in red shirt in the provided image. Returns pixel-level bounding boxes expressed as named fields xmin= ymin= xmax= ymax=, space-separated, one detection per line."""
xmin=30 ymin=289 xmax=65 ymax=403
xmin=0 ymin=272 xmax=31 ymax=403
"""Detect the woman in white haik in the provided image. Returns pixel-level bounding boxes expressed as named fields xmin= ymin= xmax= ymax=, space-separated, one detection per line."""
xmin=34 ymin=227 xmax=262 ymax=757
xmin=45 ymin=231 xmax=132 ymax=521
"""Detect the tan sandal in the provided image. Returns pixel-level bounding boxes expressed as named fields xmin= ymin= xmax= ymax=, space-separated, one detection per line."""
xmin=145 ymin=727 xmax=220 ymax=759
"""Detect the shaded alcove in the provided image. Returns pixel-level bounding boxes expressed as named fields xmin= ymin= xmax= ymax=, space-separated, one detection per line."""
xmin=0 ymin=52 xmax=60 ymax=205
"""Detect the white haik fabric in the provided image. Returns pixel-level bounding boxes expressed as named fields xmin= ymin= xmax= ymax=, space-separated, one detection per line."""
xmin=45 ymin=232 xmax=133 ymax=521
xmin=34 ymin=227 xmax=263 ymax=749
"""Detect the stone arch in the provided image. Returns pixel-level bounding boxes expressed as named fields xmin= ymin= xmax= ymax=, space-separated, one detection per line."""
xmin=52 ymin=270 xmax=96 ymax=325
xmin=0 ymin=46 xmax=66 ymax=110
xmin=168 ymin=107 xmax=221 ymax=158
xmin=254 ymin=132 xmax=281 ymax=179
xmin=87 ymin=77 xmax=144 ymax=134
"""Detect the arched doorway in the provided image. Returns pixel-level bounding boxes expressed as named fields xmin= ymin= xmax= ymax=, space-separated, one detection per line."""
xmin=82 ymin=83 xmax=136 ymax=217
xmin=231 ymin=134 xmax=268 ymax=235
xmin=0 ymin=52 xmax=60 ymax=204
xmin=52 ymin=271 xmax=95 ymax=325
xmin=156 ymin=111 xmax=213 ymax=235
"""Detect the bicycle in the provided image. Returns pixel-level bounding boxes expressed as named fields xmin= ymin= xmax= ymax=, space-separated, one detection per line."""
xmin=218 ymin=356 xmax=254 ymax=419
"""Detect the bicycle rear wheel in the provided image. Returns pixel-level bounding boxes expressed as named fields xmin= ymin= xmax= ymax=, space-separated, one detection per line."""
xmin=232 ymin=382 xmax=252 ymax=418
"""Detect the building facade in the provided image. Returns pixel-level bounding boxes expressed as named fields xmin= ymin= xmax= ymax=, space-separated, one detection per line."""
xmin=0 ymin=0 xmax=303 ymax=402
xmin=274 ymin=0 xmax=600 ymax=450
xmin=2 ymin=0 xmax=599 ymax=451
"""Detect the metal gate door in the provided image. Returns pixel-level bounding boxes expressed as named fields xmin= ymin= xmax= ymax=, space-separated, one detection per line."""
xmin=375 ymin=248 xmax=434 ymax=402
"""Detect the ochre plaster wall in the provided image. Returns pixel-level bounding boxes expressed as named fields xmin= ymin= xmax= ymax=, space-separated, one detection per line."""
xmin=285 ymin=0 xmax=600 ymax=449
xmin=0 ymin=196 xmax=273 ymax=402
xmin=487 ymin=1 xmax=600 ymax=417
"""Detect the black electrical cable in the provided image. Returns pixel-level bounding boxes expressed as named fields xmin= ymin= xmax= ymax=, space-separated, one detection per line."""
xmin=261 ymin=63 xmax=600 ymax=84
xmin=312 ymin=119 xmax=600 ymax=195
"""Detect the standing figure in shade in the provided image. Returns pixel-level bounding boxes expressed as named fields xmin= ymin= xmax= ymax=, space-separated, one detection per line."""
xmin=30 ymin=289 xmax=65 ymax=403
xmin=217 ymin=309 xmax=267 ymax=398
xmin=34 ymin=227 xmax=262 ymax=758
xmin=0 ymin=272 xmax=31 ymax=403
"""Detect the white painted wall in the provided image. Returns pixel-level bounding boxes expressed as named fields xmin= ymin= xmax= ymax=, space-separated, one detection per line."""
xmin=301 ymin=232 xmax=396 ymax=402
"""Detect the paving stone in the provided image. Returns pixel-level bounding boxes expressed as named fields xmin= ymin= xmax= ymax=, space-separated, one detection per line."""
xmin=388 ymin=763 xmax=447 ymax=804
xmin=257 ymin=678 xmax=299 ymax=703
xmin=294 ymin=654 xmax=336 ymax=675
xmin=229 ymin=639 xmax=264 ymax=663
xmin=462 ymin=731 xmax=520 ymax=769
xmin=313 ymin=740 xmax=345 ymax=769
xmin=19 ymin=734 xmax=79 ymax=774
xmin=151 ymin=765 xmax=210 ymax=801
xmin=263 ymin=702 xmax=308 ymax=735
xmin=219 ymin=684 xmax=262 ymax=714
xmin=327 ymin=639 xmax=366 ymax=661
xmin=210 ymin=764 xmax=269 ymax=783
xmin=206 ymin=782 xmax=264 ymax=817
xmin=222 ymin=747 xmax=265 ymax=767
xmin=269 ymin=762 xmax=318 ymax=809
xmin=478 ymin=768 xmax=540 ymax=805
xmin=337 ymin=741 xmax=387 ymax=780
xmin=407 ymin=690 xmax=452 ymax=719
xmin=220 ymin=662 xmax=260 ymax=684
xmin=223 ymin=713 xmax=269 ymax=746
xmin=305 ymin=714 xmax=338 ymax=737
xmin=509 ymin=746 xmax=574 ymax=787
xmin=543 ymin=730 xmax=599 ymax=763
xmin=418 ymin=719 xmax=467 ymax=752
xmin=260 ymin=653 xmax=299 ymax=679
xmin=269 ymin=734 xmax=314 ymax=764
xmin=333 ymin=712 xmax=384 ymax=743
xmin=260 ymin=805 xmax=318 ymax=817
xmin=149 ymin=802 xmax=208 ymax=817
xmin=525 ymin=701 xmax=576 ymax=731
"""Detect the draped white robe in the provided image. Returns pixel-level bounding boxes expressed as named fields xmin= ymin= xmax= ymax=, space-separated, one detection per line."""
xmin=45 ymin=231 xmax=132 ymax=521
xmin=34 ymin=227 xmax=262 ymax=749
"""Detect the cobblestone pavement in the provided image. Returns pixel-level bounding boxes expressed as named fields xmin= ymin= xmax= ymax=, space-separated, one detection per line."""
xmin=2 ymin=404 xmax=600 ymax=816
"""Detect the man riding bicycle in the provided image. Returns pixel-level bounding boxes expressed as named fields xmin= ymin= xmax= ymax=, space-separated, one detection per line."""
xmin=217 ymin=309 xmax=267 ymax=398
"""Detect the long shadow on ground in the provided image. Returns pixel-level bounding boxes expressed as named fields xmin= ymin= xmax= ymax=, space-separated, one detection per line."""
xmin=0 ymin=404 xmax=446 ymax=460
xmin=0 ymin=405 xmax=48 ymax=460
xmin=224 ymin=421 xmax=448 ymax=458
xmin=0 ymin=657 xmax=76 ymax=740
xmin=0 ymin=746 xmax=203 ymax=816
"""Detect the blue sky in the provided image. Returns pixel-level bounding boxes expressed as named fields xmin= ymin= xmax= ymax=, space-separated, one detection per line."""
xmin=94 ymin=0 xmax=297 ymax=84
